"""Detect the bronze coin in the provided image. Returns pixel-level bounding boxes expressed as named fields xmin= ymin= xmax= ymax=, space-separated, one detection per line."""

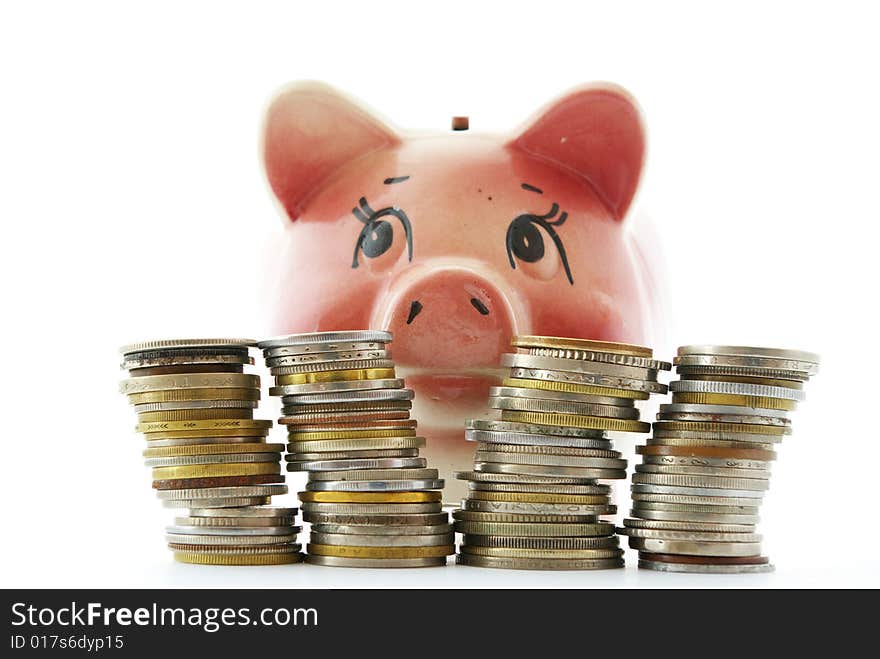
xmin=637 ymin=444 xmax=776 ymax=461
xmin=640 ymin=552 xmax=770 ymax=565
xmin=152 ymin=474 xmax=285 ymax=489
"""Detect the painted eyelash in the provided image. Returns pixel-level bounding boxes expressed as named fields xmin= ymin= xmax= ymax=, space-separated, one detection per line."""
xmin=505 ymin=202 xmax=574 ymax=285
xmin=351 ymin=196 xmax=413 ymax=268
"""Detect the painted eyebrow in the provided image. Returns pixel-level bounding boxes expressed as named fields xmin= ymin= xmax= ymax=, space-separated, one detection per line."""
xmin=384 ymin=176 xmax=410 ymax=185
xmin=521 ymin=183 xmax=543 ymax=194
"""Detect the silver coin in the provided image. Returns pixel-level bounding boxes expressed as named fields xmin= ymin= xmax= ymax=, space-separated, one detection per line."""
xmin=269 ymin=359 xmax=394 ymax=375
xmin=175 ymin=516 xmax=296 ymax=528
xmin=508 ymin=367 xmax=666 ymax=394
xmin=632 ymin=501 xmax=760 ymax=515
xmin=120 ymin=338 xmax=256 ymax=355
xmin=305 ymin=479 xmax=444 ymax=492
xmin=285 ymin=422 xmax=417 ymax=433
xmin=290 ymin=449 xmax=420 ymax=461
xmin=477 ymin=442 xmax=621 ymax=458
xmin=677 ymin=344 xmax=819 ymax=363
xmin=164 ymin=534 xmax=298 ymax=547
xmin=143 ymin=436 xmax=268 ymax=448
xmin=262 ymin=341 xmax=390 ymax=358
xmin=638 ymin=558 xmax=774 ymax=574
xmin=166 ymin=525 xmax=299 ymax=536
xmin=462 ymin=499 xmax=613 ymax=516
xmin=669 ymin=379 xmax=806 ymax=401
xmin=631 ymin=484 xmax=765 ymax=499
xmin=162 ymin=496 xmax=270 ymax=509
xmin=133 ymin=400 xmax=258 ymax=413
xmin=627 ymin=537 xmax=763 ymax=557
xmin=287 ymin=457 xmax=426 ymax=471
xmin=310 ymin=532 xmax=454 ymax=547
xmin=636 ymin=463 xmax=772 ymax=480
xmin=630 ymin=508 xmax=760 ymax=524
xmin=622 ymin=518 xmax=755 ymax=533
xmin=305 ymin=555 xmax=447 ymax=568
xmin=468 ymin=419 xmax=607 ymax=440
xmin=522 ymin=346 xmax=670 ymax=370
xmin=474 ymin=462 xmax=625 ymax=480
xmin=466 ymin=428 xmax=612 ymax=450
xmin=287 ymin=437 xmax=426 ymax=453
xmin=674 ymin=353 xmax=817 ymax=374
xmin=502 ymin=353 xmax=658 ymax=380
xmin=641 ymin=454 xmax=772 ymax=470
xmin=489 ymin=386 xmax=634 ymax=406
xmin=280 ymin=389 xmax=414 ymax=406
xmin=266 ymin=349 xmax=390 ymax=367
xmin=632 ymin=492 xmax=762 ymax=507
xmin=673 ymin=364 xmax=809 ymax=381
xmin=156 ymin=484 xmax=288 ymax=500
xmin=469 ymin=481 xmax=609 ymax=495
xmin=657 ymin=411 xmax=790 ymax=427
xmin=661 ymin=403 xmax=789 ymax=419
xmin=453 ymin=510 xmax=605 ymax=524
xmin=475 ymin=450 xmax=627 ymax=470
xmin=310 ymin=523 xmax=452 ymax=536
xmin=144 ymin=452 xmax=280 ymax=468
xmin=454 ymin=470 xmax=593 ymax=485
xmin=489 ymin=396 xmax=640 ymax=419
xmin=167 ymin=543 xmax=302 ymax=555
xmin=300 ymin=502 xmax=443 ymax=515
xmin=123 ymin=351 xmax=252 ymax=370
xmin=303 ymin=513 xmax=449 ymax=526
xmin=618 ymin=527 xmax=761 ymax=542
xmin=280 ymin=405 xmax=412 ymax=420
xmin=308 ymin=468 xmax=438 ymax=482
xmin=632 ymin=473 xmax=769 ymax=490
xmin=456 ymin=554 xmax=624 ymax=570
xmin=462 ymin=535 xmax=619 ymax=549
xmin=270 ymin=379 xmax=405 ymax=397
xmin=258 ymin=331 xmax=393 ymax=350
xmin=189 ymin=506 xmax=298 ymax=518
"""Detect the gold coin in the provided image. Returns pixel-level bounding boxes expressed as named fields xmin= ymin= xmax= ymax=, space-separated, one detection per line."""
xmin=502 ymin=377 xmax=649 ymax=400
xmin=671 ymin=392 xmax=797 ymax=411
xmin=307 ymin=543 xmax=454 ymax=559
xmin=143 ymin=443 xmax=282 ymax=458
xmin=275 ymin=368 xmax=395 ymax=385
xmin=501 ymin=411 xmax=650 ymax=433
xmin=126 ymin=388 xmax=260 ymax=404
xmin=173 ymin=551 xmax=303 ymax=566
xmin=137 ymin=409 xmax=252 ymax=422
xmin=287 ymin=429 xmax=416 ymax=441
xmin=151 ymin=463 xmax=280 ymax=479
xmin=136 ymin=419 xmax=272 ymax=433
xmin=469 ymin=491 xmax=608 ymax=504
xmin=653 ymin=421 xmax=790 ymax=435
xmin=144 ymin=427 xmax=269 ymax=439
xmin=511 ymin=335 xmax=653 ymax=357
xmin=298 ymin=491 xmax=442 ymax=503
xmin=680 ymin=374 xmax=803 ymax=389
xmin=119 ymin=373 xmax=259 ymax=394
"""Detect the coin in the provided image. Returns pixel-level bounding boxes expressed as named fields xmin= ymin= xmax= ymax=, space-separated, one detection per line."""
xmin=266 ymin=348 xmax=391 ymax=367
xmin=469 ymin=481 xmax=609 ymax=495
xmin=189 ymin=506 xmax=298 ymax=517
xmin=474 ymin=451 xmax=626 ymax=470
xmin=618 ymin=527 xmax=761 ymax=542
xmin=631 ymin=473 xmax=770 ymax=490
xmin=460 ymin=545 xmax=623 ymax=559
xmin=503 ymin=377 xmax=649 ymax=400
xmin=275 ymin=367 xmax=396 ymax=385
xmin=453 ymin=521 xmax=614 ymax=537
xmin=310 ymin=532 xmax=454 ymax=547
xmin=151 ymin=463 xmax=280 ymax=480
xmin=133 ymin=399 xmax=259 ymax=413
xmin=287 ymin=429 xmax=417 ymax=441
xmin=635 ymin=463 xmax=772 ymax=480
xmin=523 ymin=348 xmax=670 ymax=370
xmin=167 ymin=525 xmax=299 ymax=537
xmin=301 ymin=502 xmax=443 ymax=515
xmin=173 ymin=551 xmax=303 ymax=565
xmin=489 ymin=396 xmax=640 ymax=419
xmin=631 ymin=484 xmax=765 ymax=499
xmin=120 ymin=373 xmax=260 ymax=394
xmin=144 ymin=453 xmax=281 ymax=468
xmin=500 ymin=411 xmax=650 ymax=433
xmin=456 ymin=554 xmax=624 ymax=570
xmin=461 ymin=535 xmax=619 ymax=549
xmin=454 ymin=470 xmax=591 ymax=485
xmin=152 ymin=474 xmax=285 ymax=490
xmin=508 ymin=367 xmax=667 ymax=394
xmin=298 ymin=491 xmax=442 ymax=503
xmin=637 ymin=559 xmax=774 ymax=574
xmin=270 ymin=378 xmax=405 ymax=396
xmin=467 ymin=419 xmax=607 ymax=441
xmin=290 ymin=449 xmax=420 ymax=461
xmin=502 ymin=352 xmax=658 ymax=380
xmin=474 ymin=461 xmax=626 ymax=480
xmin=306 ymin=467 xmax=437 ymax=482
xmin=126 ymin=387 xmax=261 ymax=404
xmin=631 ymin=492 xmax=761 ymax=507
xmin=143 ymin=443 xmax=284 ymax=458
xmin=640 ymin=454 xmax=772 ymax=470
xmin=303 ymin=513 xmax=449 ymax=526
xmin=305 ymin=479 xmax=444 ymax=492
xmin=175 ymin=516 xmax=296 ymax=528
xmin=452 ymin=510 xmax=605 ymax=524
xmin=631 ymin=508 xmax=760 ymax=525
xmin=512 ymin=336 xmax=654 ymax=357
xmin=670 ymin=392 xmax=797 ymax=411
xmin=282 ymin=388 xmax=414 ymax=405
xmin=162 ymin=497 xmax=271 ymax=509
xmin=286 ymin=457 xmax=426 ymax=471
xmin=311 ymin=523 xmax=453 ymax=535
xmin=263 ymin=340 xmax=389 ymax=357
xmin=257 ymin=331 xmax=393 ymax=349
xmin=287 ymin=437 xmax=427 ymax=453
xmin=490 ymin=386 xmax=635 ymax=406
xmin=156 ymin=484 xmax=288 ymax=500
xmin=462 ymin=499 xmax=613 ymax=516
xmin=627 ymin=537 xmax=763 ymax=556
xmin=637 ymin=444 xmax=777 ymax=461
xmin=305 ymin=555 xmax=447 ymax=568
xmin=468 ymin=491 xmax=608 ymax=504
xmin=669 ymin=379 xmax=806 ymax=401
xmin=306 ymin=544 xmax=454 ymax=559
xmin=120 ymin=338 xmax=257 ymax=354
xmin=137 ymin=408 xmax=253 ymax=422
xmin=622 ymin=518 xmax=755 ymax=533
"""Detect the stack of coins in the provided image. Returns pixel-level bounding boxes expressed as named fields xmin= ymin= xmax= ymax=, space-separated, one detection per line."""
xmin=454 ymin=335 xmax=670 ymax=570
xmin=258 ymin=331 xmax=454 ymax=568
xmin=119 ymin=339 xmax=302 ymax=565
xmin=620 ymin=345 xmax=819 ymax=574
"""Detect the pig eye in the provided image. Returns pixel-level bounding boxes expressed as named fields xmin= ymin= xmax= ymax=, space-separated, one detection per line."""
xmin=351 ymin=197 xmax=413 ymax=268
xmin=506 ymin=203 xmax=573 ymax=284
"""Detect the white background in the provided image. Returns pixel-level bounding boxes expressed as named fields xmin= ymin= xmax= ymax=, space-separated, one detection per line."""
xmin=1 ymin=1 xmax=877 ymax=588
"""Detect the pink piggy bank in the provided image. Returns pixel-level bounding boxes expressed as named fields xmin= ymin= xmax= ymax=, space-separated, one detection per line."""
xmin=263 ymin=82 xmax=660 ymax=500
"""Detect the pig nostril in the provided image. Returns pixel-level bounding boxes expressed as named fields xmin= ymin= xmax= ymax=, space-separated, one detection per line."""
xmin=470 ymin=298 xmax=490 ymax=316
xmin=406 ymin=300 xmax=423 ymax=325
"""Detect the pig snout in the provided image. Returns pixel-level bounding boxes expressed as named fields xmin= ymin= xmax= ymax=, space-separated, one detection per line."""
xmin=375 ymin=265 xmax=519 ymax=372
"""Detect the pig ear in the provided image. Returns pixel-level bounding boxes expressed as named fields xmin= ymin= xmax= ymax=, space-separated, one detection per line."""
xmin=262 ymin=82 xmax=400 ymax=221
xmin=508 ymin=84 xmax=645 ymax=221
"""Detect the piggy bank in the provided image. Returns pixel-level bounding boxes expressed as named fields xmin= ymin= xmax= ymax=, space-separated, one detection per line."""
xmin=262 ymin=82 xmax=660 ymax=500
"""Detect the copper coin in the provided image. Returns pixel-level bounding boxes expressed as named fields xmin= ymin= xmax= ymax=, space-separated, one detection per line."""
xmin=152 ymin=474 xmax=285 ymax=489
xmin=637 ymin=444 xmax=776 ymax=461
xmin=640 ymin=552 xmax=770 ymax=565
xmin=128 ymin=364 xmax=245 ymax=376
